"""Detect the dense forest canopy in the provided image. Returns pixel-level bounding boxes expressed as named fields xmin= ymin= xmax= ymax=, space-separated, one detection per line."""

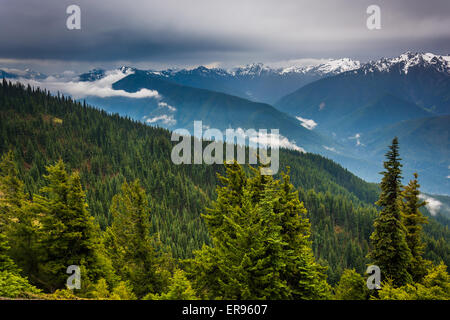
xmin=0 ymin=80 xmax=448 ymax=299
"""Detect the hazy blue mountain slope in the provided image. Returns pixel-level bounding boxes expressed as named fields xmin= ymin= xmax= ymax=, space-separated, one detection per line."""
xmin=330 ymin=94 xmax=433 ymax=137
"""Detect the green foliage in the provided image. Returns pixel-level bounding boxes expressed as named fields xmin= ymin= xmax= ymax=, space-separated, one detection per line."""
xmin=0 ymin=81 xmax=449 ymax=299
xmin=87 ymin=278 xmax=136 ymax=300
xmin=110 ymin=281 xmax=137 ymax=300
xmin=0 ymin=270 xmax=40 ymax=298
xmin=0 ymin=150 xmax=26 ymax=213
xmin=88 ymin=278 xmax=110 ymax=300
xmin=378 ymin=262 xmax=450 ymax=300
xmin=333 ymin=269 xmax=367 ymax=300
xmin=421 ymin=262 xmax=450 ymax=298
xmin=186 ymin=163 xmax=330 ymax=299
xmin=47 ymin=288 xmax=80 ymax=300
xmin=104 ymin=179 xmax=172 ymax=298
xmin=401 ymin=173 xmax=431 ymax=282
xmin=0 ymin=151 xmax=40 ymax=280
xmin=144 ymin=269 xmax=198 ymax=300
xmin=0 ymin=233 xmax=17 ymax=273
xmin=0 ymin=80 xmax=386 ymax=270
xmin=32 ymin=160 xmax=111 ymax=291
xmin=368 ymin=137 xmax=413 ymax=287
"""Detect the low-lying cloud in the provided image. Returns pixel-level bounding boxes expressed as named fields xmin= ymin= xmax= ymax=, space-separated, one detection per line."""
xmin=158 ymin=102 xmax=176 ymax=112
xmin=419 ymin=194 xmax=443 ymax=216
xmin=296 ymin=116 xmax=317 ymax=130
xmin=144 ymin=114 xmax=176 ymax=126
xmin=323 ymin=145 xmax=337 ymax=153
xmin=9 ymin=69 xmax=160 ymax=100
xmin=233 ymin=128 xmax=306 ymax=153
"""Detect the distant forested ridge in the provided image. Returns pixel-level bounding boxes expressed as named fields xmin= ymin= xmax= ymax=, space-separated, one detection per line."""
xmin=0 ymin=80 xmax=448 ymax=299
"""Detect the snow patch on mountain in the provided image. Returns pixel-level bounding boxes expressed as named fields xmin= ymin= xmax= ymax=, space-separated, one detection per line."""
xmin=150 ymin=58 xmax=361 ymax=79
xmin=231 ymin=59 xmax=360 ymax=77
xmin=231 ymin=63 xmax=273 ymax=77
xmin=306 ymin=58 xmax=361 ymax=75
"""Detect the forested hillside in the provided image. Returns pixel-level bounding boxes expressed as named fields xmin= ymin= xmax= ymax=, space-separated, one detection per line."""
xmin=0 ymin=80 xmax=449 ymax=299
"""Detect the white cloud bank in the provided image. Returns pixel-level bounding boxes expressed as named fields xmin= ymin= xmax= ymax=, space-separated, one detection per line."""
xmin=157 ymin=101 xmax=176 ymax=111
xmin=323 ymin=145 xmax=337 ymax=153
xmin=144 ymin=114 xmax=176 ymax=126
xmin=296 ymin=116 xmax=317 ymax=130
xmin=232 ymin=128 xmax=306 ymax=153
xmin=419 ymin=194 xmax=442 ymax=216
xmin=10 ymin=69 xmax=160 ymax=100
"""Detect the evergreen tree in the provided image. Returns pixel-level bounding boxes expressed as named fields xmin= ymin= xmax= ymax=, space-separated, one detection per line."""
xmin=367 ymin=137 xmax=412 ymax=287
xmin=34 ymin=160 xmax=109 ymax=291
xmin=0 ymin=269 xmax=40 ymax=298
xmin=187 ymin=165 xmax=290 ymax=299
xmin=1 ymin=81 xmax=449 ymax=297
xmin=144 ymin=269 xmax=198 ymax=300
xmin=0 ymin=151 xmax=26 ymax=213
xmin=275 ymin=169 xmax=330 ymax=299
xmin=109 ymin=281 xmax=136 ymax=300
xmin=378 ymin=262 xmax=450 ymax=300
xmin=104 ymin=179 xmax=171 ymax=298
xmin=400 ymin=173 xmax=431 ymax=282
xmin=0 ymin=222 xmax=40 ymax=298
xmin=0 ymin=232 xmax=17 ymax=273
xmin=0 ymin=151 xmax=39 ymax=279
xmin=334 ymin=269 xmax=367 ymax=300
xmin=187 ymin=162 xmax=330 ymax=299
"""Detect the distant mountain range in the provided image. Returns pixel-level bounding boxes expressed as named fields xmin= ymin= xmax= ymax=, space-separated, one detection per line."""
xmin=275 ymin=52 xmax=450 ymax=194
xmin=0 ymin=68 xmax=46 ymax=80
xmin=1 ymin=52 xmax=449 ymax=194
xmin=276 ymin=52 xmax=450 ymax=122
xmin=84 ymin=68 xmax=340 ymax=155
xmin=140 ymin=59 xmax=360 ymax=104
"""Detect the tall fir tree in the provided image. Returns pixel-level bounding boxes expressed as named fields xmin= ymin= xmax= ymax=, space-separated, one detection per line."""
xmin=274 ymin=168 xmax=330 ymax=299
xmin=144 ymin=269 xmax=198 ymax=300
xmin=334 ymin=269 xmax=368 ymax=300
xmin=0 ymin=232 xmax=40 ymax=298
xmin=0 ymin=232 xmax=17 ymax=273
xmin=103 ymin=179 xmax=172 ymax=298
xmin=0 ymin=151 xmax=39 ymax=279
xmin=0 ymin=151 xmax=26 ymax=212
xmin=400 ymin=173 xmax=431 ymax=282
xmin=186 ymin=162 xmax=330 ymax=299
xmin=367 ymin=137 xmax=412 ymax=287
xmin=34 ymin=160 xmax=109 ymax=292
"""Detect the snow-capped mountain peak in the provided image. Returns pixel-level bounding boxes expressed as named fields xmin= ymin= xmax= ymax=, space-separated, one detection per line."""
xmin=279 ymin=58 xmax=360 ymax=75
xmin=118 ymin=66 xmax=136 ymax=74
xmin=79 ymin=66 xmax=136 ymax=82
xmin=78 ymin=68 xmax=106 ymax=81
xmin=0 ymin=67 xmax=46 ymax=80
xmin=310 ymin=58 xmax=361 ymax=75
xmin=232 ymin=63 xmax=273 ymax=77
xmin=363 ymin=52 xmax=450 ymax=75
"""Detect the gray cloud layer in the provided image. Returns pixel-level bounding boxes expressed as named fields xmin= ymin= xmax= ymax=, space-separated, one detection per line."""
xmin=0 ymin=0 xmax=449 ymax=71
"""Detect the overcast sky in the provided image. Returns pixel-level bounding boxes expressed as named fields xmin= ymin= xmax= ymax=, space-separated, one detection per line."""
xmin=0 ymin=0 xmax=449 ymax=73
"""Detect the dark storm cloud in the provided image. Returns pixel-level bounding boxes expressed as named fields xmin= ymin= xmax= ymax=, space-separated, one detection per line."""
xmin=0 ymin=0 xmax=449 ymax=70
